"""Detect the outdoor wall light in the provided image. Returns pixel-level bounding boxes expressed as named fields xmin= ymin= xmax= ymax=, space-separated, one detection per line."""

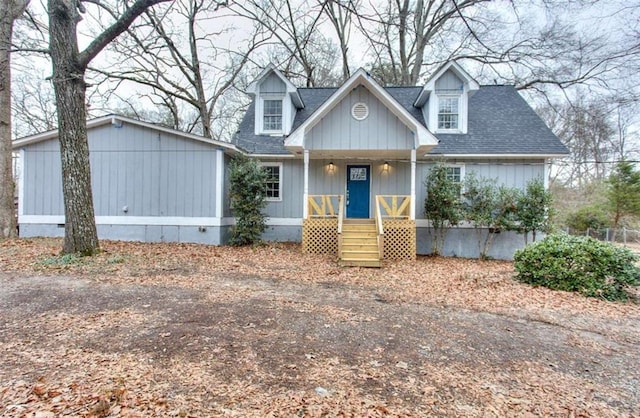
xmin=383 ymin=161 xmax=390 ymax=172
xmin=329 ymin=162 xmax=335 ymax=173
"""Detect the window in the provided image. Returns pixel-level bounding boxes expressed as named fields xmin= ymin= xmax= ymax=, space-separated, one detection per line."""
xmin=262 ymin=163 xmax=282 ymax=201
xmin=445 ymin=165 xmax=465 ymax=195
xmin=445 ymin=166 xmax=462 ymax=183
xmin=263 ymin=99 xmax=282 ymax=131
xmin=438 ymin=97 xmax=459 ymax=130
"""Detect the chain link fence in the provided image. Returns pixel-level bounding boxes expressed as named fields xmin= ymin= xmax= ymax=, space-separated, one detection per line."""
xmin=564 ymin=227 xmax=640 ymax=246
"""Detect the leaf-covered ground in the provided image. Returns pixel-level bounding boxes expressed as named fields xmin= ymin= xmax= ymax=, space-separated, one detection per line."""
xmin=0 ymin=238 xmax=639 ymax=417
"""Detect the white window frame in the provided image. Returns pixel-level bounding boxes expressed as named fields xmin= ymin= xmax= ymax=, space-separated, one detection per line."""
xmin=260 ymin=162 xmax=283 ymax=202
xmin=437 ymin=95 xmax=461 ymax=131
xmin=258 ymin=96 xmax=285 ymax=135
xmin=259 ymin=96 xmax=285 ymax=134
xmin=444 ymin=163 xmax=465 ymax=195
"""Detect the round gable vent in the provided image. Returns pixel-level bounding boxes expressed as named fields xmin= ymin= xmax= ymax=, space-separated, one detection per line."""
xmin=351 ymin=102 xmax=369 ymax=121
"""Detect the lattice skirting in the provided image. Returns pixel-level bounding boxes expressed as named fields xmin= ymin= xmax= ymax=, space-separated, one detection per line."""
xmin=302 ymin=218 xmax=338 ymax=255
xmin=382 ymin=219 xmax=416 ymax=260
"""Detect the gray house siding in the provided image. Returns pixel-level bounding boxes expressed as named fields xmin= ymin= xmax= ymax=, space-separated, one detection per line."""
xmin=414 ymin=159 xmax=546 ymax=259
xmin=414 ymin=159 xmax=545 ymax=221
xmin=306 ymin=86 xmax=414 ymax=151
xmin=435 ymin=70 xmax=463 ymax=92
xmin=19 ymin=122 xmax=227 ymax=244
xmin=261 ymin=73 xmax=286 ymax=94
xmin=263 ymin=159 xmax=304 ymax=219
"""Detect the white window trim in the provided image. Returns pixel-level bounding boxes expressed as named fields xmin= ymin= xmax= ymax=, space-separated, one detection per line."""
xmin=435 ymin=94 xmax=462 ymax=133
xmin=443 ymin=163 xmax=465 ymax=181
xmin=443 ymin=163 xmax=466 ymax=194
xmin=260 ymin=162 xmax=283 ymax=202
xmin=258 ymin=96 xmax=285 ymax=135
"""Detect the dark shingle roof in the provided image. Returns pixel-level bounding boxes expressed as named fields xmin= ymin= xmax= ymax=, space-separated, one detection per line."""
xmin=232 ymin=85 xmax=568 ymax=156
xmin=430 ymin=85 xmax=568 ymax=155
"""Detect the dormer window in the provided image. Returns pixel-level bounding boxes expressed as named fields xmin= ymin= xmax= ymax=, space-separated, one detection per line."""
xmin=263 ymin=99 xmax=283 ymax=131
xmin=437 ymin=96 xmax=460 ymax=130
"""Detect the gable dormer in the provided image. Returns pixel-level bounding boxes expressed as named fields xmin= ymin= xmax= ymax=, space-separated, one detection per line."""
xmin=414 ymin=61 xmax=479 ymax=134
xmin=246 ymin=64 xmax=304 ymax=136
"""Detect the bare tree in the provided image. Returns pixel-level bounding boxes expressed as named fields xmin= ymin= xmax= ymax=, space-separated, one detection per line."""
xmin=541 ymin=100 xmax=619 ymax=188
xmin=48 ymin=0 xmax=171 ymax=255
xmin=323 ymin=0 xmax=358 ymax=81
xmin=0 ymin=0 xmax=29 ymax=239
xmin=91 ymin=0 xmax=260 ymax=139
xmin=360 ymin=0 xmax=488 ymax=86
xmin=232 ymin=0 xmax=337 ymax=87
xmin=11 ymin=71 xmax=57 ymax=138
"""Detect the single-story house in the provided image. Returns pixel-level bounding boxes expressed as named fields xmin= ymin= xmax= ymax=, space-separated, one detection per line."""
xmin=13 ymin=61 xmax=568 ymax=264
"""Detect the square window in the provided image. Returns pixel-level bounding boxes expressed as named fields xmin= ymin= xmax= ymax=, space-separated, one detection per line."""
xmin=262 ymin=164 xmax=281 ymax=201
xmin=445 ymin=166 xmax=464 ymax=195
xmin=445 ymin=166 xmax=461 ymax=183
xmin=438 ymin=97 xmax=459 ymax=130
xmin=263 ymin=100 xmax=282 ymax=131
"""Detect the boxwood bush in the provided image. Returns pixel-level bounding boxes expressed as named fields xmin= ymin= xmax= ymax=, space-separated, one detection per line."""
xmin=514 ymin=234 xmax=640 ymax=301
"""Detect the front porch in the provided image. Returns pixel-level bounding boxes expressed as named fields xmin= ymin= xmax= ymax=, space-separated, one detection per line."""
xmin=302 ymin=195 xmax=416 ymax=267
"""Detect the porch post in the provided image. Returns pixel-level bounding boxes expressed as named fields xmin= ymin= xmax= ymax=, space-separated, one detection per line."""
xmin=410 ymin=149 xmax=416 ymax=220
xmin=303 ymin=149 xmax=309 ymax=218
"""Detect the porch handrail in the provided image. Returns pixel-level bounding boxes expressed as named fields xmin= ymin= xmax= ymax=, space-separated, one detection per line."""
xmin=376 ymin=195 xmax=412 ymax=219
xmin=337 ymin=195 xmax=345 ymax=234
xmin=375 ymin=195 xmax=384 ymax=236
xmin=307 ymin=195 xmax=342 ymax=218
xmin=375 ymin=195 xmax=384 ymax=259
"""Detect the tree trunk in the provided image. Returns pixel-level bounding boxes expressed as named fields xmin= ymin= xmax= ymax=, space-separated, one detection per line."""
xmin=49 ymin=0 xmax=99 ymax=254
xmin=0 ymin=0 xmax=28 ymax=239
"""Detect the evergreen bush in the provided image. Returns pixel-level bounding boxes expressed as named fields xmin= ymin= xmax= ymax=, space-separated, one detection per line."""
xmin=514 ymin=234 xmax=640 ymax=301
xmin=229 ymin=156 xmax=268 ymax=246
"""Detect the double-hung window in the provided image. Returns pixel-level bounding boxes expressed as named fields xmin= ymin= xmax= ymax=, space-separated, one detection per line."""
xmin=438 ymin=96 xmax=460 ymax=130
xmin=445 ymin=165 xmax=465 ymax=196
xmin=263 ymin=99 xmax=283 ymax=132
xmin=261 ymin=163 xmax=282 ymax=201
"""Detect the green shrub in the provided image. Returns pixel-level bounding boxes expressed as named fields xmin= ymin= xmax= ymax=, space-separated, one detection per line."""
xmin=565 ymin=205 xmax=610 ymax=232
xmin=514 ymin=234 xmax=640 ymax=301
xmin=229 ymin=156 xmax=268 ymax=246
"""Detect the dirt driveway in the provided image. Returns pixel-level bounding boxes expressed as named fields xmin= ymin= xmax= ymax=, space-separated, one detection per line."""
xmin=0 ymin=239 xmax=639 ymax=417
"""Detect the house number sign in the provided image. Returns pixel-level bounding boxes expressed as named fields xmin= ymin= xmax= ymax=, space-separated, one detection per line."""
xmin=350 ymin=168 xmax=367 ymax=181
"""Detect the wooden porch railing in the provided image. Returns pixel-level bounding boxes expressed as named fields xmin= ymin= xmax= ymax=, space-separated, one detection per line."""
xmin=307 ymin=195 xmax=343 ymax=219
xmin=376 ymin=195 xmax=412 ymax=219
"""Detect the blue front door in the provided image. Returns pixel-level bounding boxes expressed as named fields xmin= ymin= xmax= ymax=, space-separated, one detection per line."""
xmin=346 ymin=165 xmax=370 ymax=218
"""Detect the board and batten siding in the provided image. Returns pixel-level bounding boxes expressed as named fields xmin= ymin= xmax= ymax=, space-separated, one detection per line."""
xmin=435 ymin=70 xmax=463 ymax=92
xmin=262 ymin=159 xmax=304 ymax=218
xmin=414 ymin=159 xmax=546 ymax=220
xmin=21 ymin=123 xmax=221 ymax=219
xmin=306 ymin=85 xmax=414 ymax=151
xmin=261 ymin=73 xmax=286 ymax=94
xmin=270 ymin=159 xmax=412 ymax=218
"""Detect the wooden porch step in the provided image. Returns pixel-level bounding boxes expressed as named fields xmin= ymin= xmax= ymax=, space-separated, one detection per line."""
xmin=341 ymin=243 xmax=379 ymax=251
xmin=341 ymin=249 xmax=379 ymax=259
xmin=339 ymin=258 xmax=381 ymax=268
xmin=339 ymin=218 xmax=380 ymax=268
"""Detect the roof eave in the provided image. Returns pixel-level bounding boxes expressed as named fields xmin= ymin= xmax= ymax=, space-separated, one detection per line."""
xmin=425 ymin=153 xmax=570 ymax=159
